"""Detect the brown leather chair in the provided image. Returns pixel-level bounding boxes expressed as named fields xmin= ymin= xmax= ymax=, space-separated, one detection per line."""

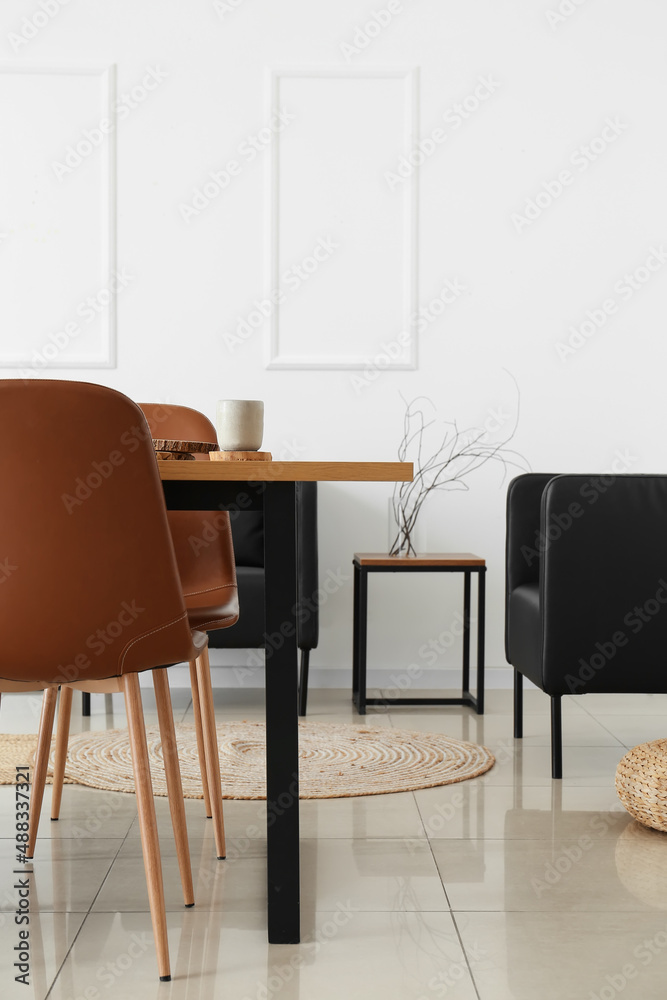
xmin=51 ymin=401 xmax=239 ymax=861
xmin=0 ymin=378 xmax=210 ymax=981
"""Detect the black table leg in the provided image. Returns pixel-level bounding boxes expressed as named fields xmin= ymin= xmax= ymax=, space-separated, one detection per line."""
xmin=462 ymin=571 xmax=471 ymax=695
xmin=264 ymin=481 xmax=300 ymax=943
xmin=357 ymin=566 xmax=368 ymax=715
xmin=352 ymin=562 xmax=360 ymax=709
xmin=476 ymin=568 xmax=485 ymax=715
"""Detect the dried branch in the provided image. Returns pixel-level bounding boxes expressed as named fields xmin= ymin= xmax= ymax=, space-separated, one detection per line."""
xmin=389 ymin=376 xmax=530 ymax=556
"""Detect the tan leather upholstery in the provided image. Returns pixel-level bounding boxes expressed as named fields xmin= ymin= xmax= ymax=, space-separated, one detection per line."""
xmin=139 ymin=403 xmax=239 ymax=632
xmin=0 ymin=380 xmax=199 ymax=684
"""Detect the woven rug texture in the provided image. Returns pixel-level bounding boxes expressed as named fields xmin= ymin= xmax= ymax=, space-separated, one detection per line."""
xmin=0 ymin=722 xmax=494 ymax=799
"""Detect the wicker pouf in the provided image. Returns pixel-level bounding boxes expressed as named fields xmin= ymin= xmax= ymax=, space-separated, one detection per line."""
xmin=616 ymin=739 xmax=667 ymax=832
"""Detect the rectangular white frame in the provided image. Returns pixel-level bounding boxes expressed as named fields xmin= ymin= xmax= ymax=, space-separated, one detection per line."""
xmin=0 ymin=64 xmax=117 ymax=369
xmin=266 ymin=67 xmax=419 ymax=371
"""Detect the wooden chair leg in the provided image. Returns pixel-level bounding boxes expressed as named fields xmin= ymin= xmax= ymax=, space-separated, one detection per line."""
xmin=189 ymin=660 xmax=212 ymax=818
xmin=122 ymin=673 xmax=171 ymax=981
xmin=51 ymin=686 xmax=73 ymax=820
xmin=196 ymin=647 xmax=226 ymax=859
xmin=27 ymin=687 xmax=58 ymax=859
xmin=153 ymin=668 xmax=194 ymax=908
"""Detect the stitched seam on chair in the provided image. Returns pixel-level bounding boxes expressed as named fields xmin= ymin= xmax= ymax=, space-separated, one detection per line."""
xmin=183 ymin=583 xmax=236 ymax=598
xmin=119 ymin=611 xmax=189 ymax=672
xmin=195 ymin=613 xmax=238 ymax=630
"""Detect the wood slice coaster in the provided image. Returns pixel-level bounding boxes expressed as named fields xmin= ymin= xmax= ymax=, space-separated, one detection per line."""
xmin=152 ymin=438 xmax=217 ymax=454
xmin=209 ymin=450 xmax=273 ymax=462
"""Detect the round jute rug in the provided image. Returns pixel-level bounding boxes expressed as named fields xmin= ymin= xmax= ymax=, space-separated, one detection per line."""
xmin=0 ymin=722 xmax=494 ymax=799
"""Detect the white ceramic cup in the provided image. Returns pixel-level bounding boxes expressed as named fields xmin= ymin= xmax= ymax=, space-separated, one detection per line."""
xmin=216 ymin=399 xmax=264 ymax=451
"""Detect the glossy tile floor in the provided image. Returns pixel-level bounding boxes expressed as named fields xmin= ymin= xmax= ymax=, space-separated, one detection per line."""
xmin=1 ymin=687 xmax=667 ymax=998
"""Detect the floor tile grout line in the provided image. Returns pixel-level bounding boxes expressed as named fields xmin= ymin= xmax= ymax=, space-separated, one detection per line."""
xmin=422 ymin=814 xmax=483 ymax=999
xmin=44 ymin=813 xmax=137 ymax=998
xmin=449 ymin=910 xmax=483 ymax=1000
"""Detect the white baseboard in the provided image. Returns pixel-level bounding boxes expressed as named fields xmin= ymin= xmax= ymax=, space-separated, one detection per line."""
xmin=145 ymin=658 xmax=517 ymax=690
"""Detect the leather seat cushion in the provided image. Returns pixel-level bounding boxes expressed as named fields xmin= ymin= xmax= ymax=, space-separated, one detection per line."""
xmin=185 ymin=589 xmax=239 ymax=632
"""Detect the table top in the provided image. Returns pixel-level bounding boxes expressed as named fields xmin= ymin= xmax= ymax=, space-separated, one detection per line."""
xmin=158 ymin=460 xmax=413 ymax=482
xmin=354 ymin=552 xmax=485 ymax=567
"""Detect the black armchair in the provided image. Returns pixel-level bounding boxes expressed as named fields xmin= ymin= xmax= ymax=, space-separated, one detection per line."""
xmin=208 ymin=481 xmax=319 ymax=715
xmin=506 ymin=473 xmax=667 ymax=778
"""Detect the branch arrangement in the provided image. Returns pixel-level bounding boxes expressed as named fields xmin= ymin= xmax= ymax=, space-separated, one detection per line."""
xmin=389 ymin=383 xmax=529 ymax=556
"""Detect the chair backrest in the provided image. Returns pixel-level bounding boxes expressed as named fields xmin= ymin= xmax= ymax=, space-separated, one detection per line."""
xmin=0 ymin=380 xmax=195 ymax=684
xmin=139 ymin=402 xmax=217 ymax=460
xmin=139 ymin=401 xmax=238 ymax=619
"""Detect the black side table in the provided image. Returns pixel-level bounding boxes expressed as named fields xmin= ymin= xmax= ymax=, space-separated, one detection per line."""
xmin=352 ymin=552 xmax=486 ymax=715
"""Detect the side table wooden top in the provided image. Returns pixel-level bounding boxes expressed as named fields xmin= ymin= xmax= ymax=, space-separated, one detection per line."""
xmin=353 ymin=553 xmax=486 ymax=567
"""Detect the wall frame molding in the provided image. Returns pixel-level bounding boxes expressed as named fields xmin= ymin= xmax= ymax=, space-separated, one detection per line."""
xmin=266 ymin=67 xmax=419 ymax=371
xmin=0 ymin=63 xmax=117 ymax=369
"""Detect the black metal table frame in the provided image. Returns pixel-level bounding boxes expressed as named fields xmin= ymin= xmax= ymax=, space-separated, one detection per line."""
xmin=162 ymin=477 xmax=300 ymax=944
xmin=352 ymin=559 xmax=486 ymax=715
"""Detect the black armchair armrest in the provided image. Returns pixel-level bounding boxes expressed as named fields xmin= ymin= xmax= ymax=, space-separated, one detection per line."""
xmin=505 ymin=473 xmax=558 ymax=661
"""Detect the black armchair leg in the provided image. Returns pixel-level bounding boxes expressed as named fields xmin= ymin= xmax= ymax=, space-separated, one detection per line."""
xmin=298 ymin=649 xmax=310 ymax=717
xmin=551 ymin=695 xmax=563 ymax=779
xmin=82 ymin=692 xmax=91 ymax=717
xmin=513 ymin=669 xmax=523 ymax=738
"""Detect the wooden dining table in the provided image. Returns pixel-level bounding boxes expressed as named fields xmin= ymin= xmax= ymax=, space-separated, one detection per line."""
xmin=158 ymin=459 xmax=413 ymax=943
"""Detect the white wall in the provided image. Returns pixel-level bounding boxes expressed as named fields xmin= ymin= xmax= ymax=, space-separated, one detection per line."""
xmin=2 ymin=0 xmax=666 ymax=688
